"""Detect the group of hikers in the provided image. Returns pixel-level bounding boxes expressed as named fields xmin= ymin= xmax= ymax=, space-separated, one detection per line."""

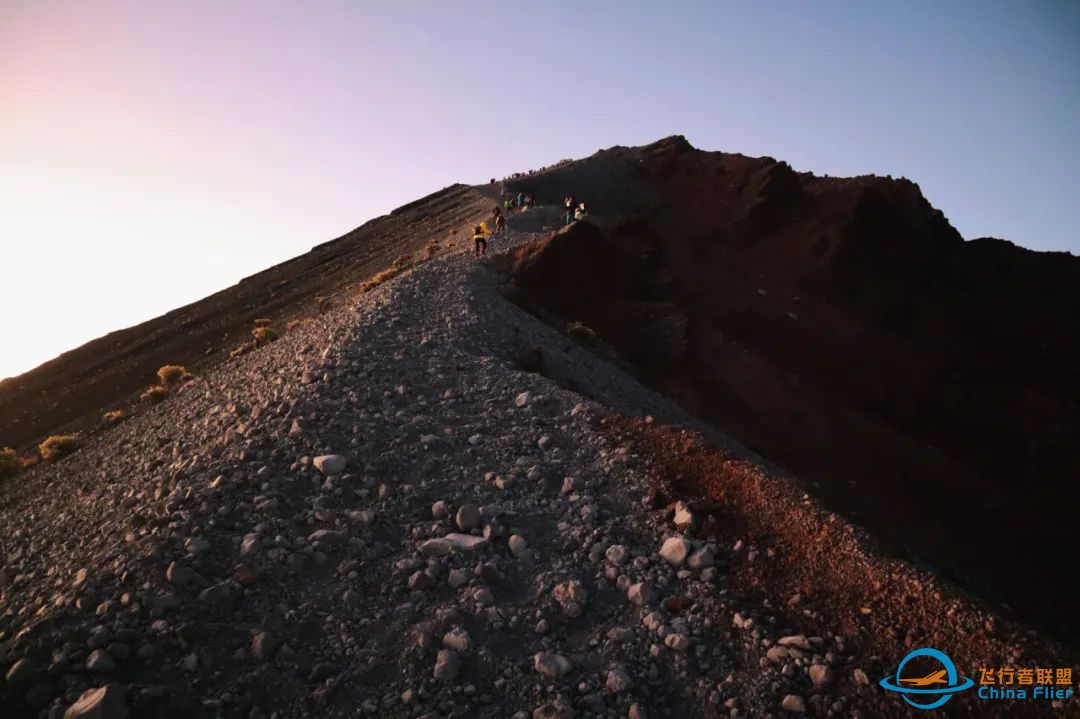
xmin=470 ymin=189 xmax=588 ymax=257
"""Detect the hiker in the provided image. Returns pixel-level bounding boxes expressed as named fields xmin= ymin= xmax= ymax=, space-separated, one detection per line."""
xmin=574 ymin=202 xmax=587 ymax=221
xmin=495 ymin=213 xmax=506 ymax=235
xmin=504 ymin=197 xmax=513 ymax=213
xmin=565 ymin=195 xmax=576 ymax=225
xmin=517 ymin=191 xmax=525 ymax=209
xmin=473 ymin=224 xmax=487 ymax=257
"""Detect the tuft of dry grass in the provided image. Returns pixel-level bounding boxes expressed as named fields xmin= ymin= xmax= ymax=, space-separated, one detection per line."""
xmin=103 ymin=409 xmax=127 ymax=425
xmin=157 ymin=364 xmax=193 ymax=388
xmin=286 ymin=318 xmax=312 ymax=332
xmin=0 ymin=447 xmax=19 ymax=480
xmin=230 ymin=342 xmax=254 ymax=359
xmin=425 ymin=241 xmax=441 ymax=258
xmin=316 ymin=296 xmax=332 ymax=314
xmin=567 ymin=321 xmax=599 ymax=343
xmin=251 ymin=326 xmax=279 ymax=345
xmin=360 ymin=266 xmax=403 ymax=294
xmin=393 ymin=254 xmax=413 ymax=270
xmin=253 ymin=318 xmax=273 ymax=328
xmin=19 ymin=454 xmax=39 ymax=469
xmin=140 ymin=385 xmax=170 ymax=403
xmin=39 ymin=434 xmax=80 ymax=462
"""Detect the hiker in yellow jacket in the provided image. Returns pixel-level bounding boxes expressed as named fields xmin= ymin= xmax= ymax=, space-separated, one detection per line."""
xmin=474 ymin=222 xmax=491 ymax=257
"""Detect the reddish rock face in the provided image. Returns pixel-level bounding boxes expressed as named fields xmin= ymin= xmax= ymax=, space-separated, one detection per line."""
xmin=507 ymin=137 xmax=1080 ymax=643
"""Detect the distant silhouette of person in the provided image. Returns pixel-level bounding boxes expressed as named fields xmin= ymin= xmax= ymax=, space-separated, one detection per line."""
xmin=495 ymin=214 xmax=506 ymax=235
xmin=565 ymin=195 xmax=576 ymax=225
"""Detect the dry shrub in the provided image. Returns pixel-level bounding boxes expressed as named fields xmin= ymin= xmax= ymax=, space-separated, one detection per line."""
xmin=253 ymin=318 xmax=273 ymax=328
xmin=316 ymin=296 xmax=332 ymax=314
xmin=230 ymin=341 xmax=255 ymax=359
xmin=360 ymin=267 xmax=402 ymax=294
xmin=425 ymin=241 xmax=441 ymax=258
xmin=19 ymin=455 xmax=39 ymax=469
xmin=567 ymin=321 xmax=599 ymax=343
xmin=393 ymin=254 xmax=412 ymax=270
xmin=286 ymin=318 xmax=312 ymax=332
xmin=0 ymin=447 xmax=19 ymax=480
xmin=103 ymin=409 xmax=127 ymax=425
xmin=252 ymin=326 xmax=279 ymax=345
xmin=141 ymin=385 xmax=170 ymax=403
xmin=157 ymin=365 xmax=192 ymax=388
xmin=39 ymin=434 xmax=80 ymax=462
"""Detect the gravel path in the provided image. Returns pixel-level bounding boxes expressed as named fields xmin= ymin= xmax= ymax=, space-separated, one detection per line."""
xmin=0 ymin=219 xmax=1073 ymax=718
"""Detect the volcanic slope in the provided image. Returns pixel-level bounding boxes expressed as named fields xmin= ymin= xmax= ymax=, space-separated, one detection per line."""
xmin=0 ymin=204 xmax=1076 ymax=718
xmin=0 ymin=183 xmax=491 ymax=452
xmin=504 ymin=136 xmax=1080 ymax=648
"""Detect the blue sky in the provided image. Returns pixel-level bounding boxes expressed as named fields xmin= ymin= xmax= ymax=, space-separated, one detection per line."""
xmin=1 ymin=1 xmax=1078 ymax=377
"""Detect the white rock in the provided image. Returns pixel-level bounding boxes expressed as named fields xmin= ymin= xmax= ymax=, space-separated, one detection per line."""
xmin=442 ymin=628 xmax=472 ymax=653
xmin=313 ymin=454 xmax=347 ymax=475
xmin=515 ymin=392 xmax=531 ymax=408
xmin=63 ymin=685 xmax=127 ymax=719
xmin=664 ymin=633 xmax=690 ymax=651
xmin=534 ymin=652 xmax=572 ymax=677
xmin=659 ymin=536 xmax=691 ymax=566
xmin=605 ymin=545 xmax=629 ymax=565
xmin=508 ymin=534 xmax=528 ymax=558
xmin=673 ymin=501 xmax=694 ymax=531
xmin=419 ymin=534 xmax=489 ymax=555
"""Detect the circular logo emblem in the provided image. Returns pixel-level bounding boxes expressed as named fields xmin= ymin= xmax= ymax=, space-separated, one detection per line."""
xmin=879 ymin=647 xmax=975 ymax=710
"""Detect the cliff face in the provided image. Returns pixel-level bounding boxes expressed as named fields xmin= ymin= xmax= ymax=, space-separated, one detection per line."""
xmin=506 ymin=138 xmax=1080 ymax=641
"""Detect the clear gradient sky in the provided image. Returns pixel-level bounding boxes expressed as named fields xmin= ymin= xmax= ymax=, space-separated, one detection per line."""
xmin=2 ymin=1 xmax=1078 ymax=379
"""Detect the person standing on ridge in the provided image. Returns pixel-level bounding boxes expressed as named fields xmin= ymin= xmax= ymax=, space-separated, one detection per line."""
xmin=565 ymin=195 xmax=576 ymax=225
xmin=495 ymin=213 xmax=506 ymax=236
xmin=473 ymin=224 xmax=487 ymax=257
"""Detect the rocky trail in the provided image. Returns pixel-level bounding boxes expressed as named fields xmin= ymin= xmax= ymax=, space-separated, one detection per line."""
xmin=1 ymin=215 xmax=1076 ymax=719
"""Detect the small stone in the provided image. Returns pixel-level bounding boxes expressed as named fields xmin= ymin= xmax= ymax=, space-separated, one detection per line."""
xmin=408 ymin=571 xmax=434 ymax=590
xmin=198 ymin=581 xmax=234 ymax=606
xmin=431 ymin=501 xmax=449 ymax=519
xmin=606 ymin=627 xmax=634 ymax=642
xmin=606 ymin=667 xmax=634 ymax=693
xmin=605 ymin=545 xmax=629 ymax=565
xmin=442 ymin=628 xmax=472 ymax=653
xmin=628 ymin=703 xmax=648 ymax=719
xmin=515 ymin=392 xmax=531 ymax=408
xmin=664 ymin=634 xmax=690 ymax=652
xmin=538 ymin=435 xmax=552 ymax=450
xmin=508 ymin=534 xmax=528 ymax=558
xmin=659 ymin=537 xmax=691 ymax=566
xmin=447 ymin=568 xmax=471 ymax=588
xmin=781 ymin=694 xmax=806 ymax=713
xmin=86 ymin=650 xmax=115 ymax=672
xmin=853 ymin=668 xmax=870 ymax=685
xmin=534 ymin=652 xmax=572 ymax=677
xmin=313 ymin=454 xmax=347 ymax=475
xmin=687 ymin=545 xmax=715 ymax=569
xmin=553 ymin=580 xmax=588 ymax=618
xmin=419 ymin=533 xmax=489 ymax=555
xmin=240 ymin=533 xmax=260 ymax=557
xmin=251 ymin=632 xmax=277 ymax=663
xmin=433 ymin=649 xmax=461 ymax=682
xmin=673 ymin=502 xmax=694 ymax=531
xmin=63 ymin=685 xmax=127 ymax=719
xmin=809 ymin=664 xmax=834 ymax=687
xmin=777 ymin=635 xmax=811 ymax=651
xmin=456 ymin=504 xmax=481 ymax=531
xmin=165 ymin=561 xmax=192 ymax=586
xmin=627 ymin=582 xmax=654 ymax=607
xmin=307 ymin=529 xmax=349 ymax=548
xmin=180 ymin=653 xmax=199 ymax=672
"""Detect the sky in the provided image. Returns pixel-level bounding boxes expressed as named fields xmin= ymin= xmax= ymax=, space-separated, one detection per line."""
xmin=1 ymin=1 xmax=1078 ymax=380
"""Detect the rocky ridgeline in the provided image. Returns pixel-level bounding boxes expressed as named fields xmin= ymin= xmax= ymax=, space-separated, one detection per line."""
xmin=0 ymin=232 xmax=940 ymax=718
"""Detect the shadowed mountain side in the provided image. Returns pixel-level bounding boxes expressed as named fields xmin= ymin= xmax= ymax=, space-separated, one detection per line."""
xmin=504 ymin=138 xmax=1080 ymax=645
